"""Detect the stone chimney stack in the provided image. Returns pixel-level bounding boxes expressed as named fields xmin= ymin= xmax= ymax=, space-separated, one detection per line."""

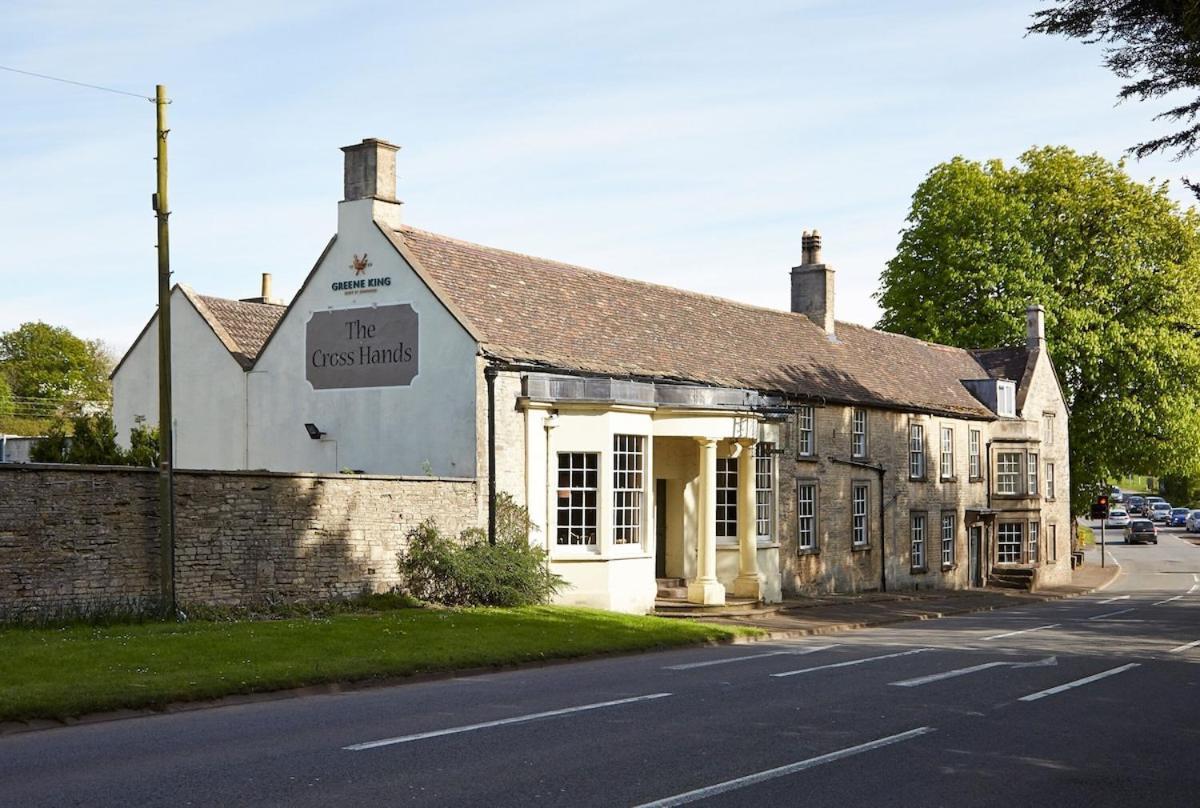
xmin=791 ymin=229 xmax=835 ymax=337
xmin=339 ymin=138 xmax=403 ymax=230
xmin=1026 ymin=303 xmax=1046 ymax=350
xmin=240 ymin=272 xmax=283 ymax=306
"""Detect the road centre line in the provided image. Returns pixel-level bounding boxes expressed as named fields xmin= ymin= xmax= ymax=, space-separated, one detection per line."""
xmin=1190 ymin=584 xmax=1199 ymax=594
xmin=771 ymin=648 xmax=931 ymax=678
xmin=889 ymin=661 xmax=1010 ymax=687
xmin=1018 ymin=664 xmax=1141 ymax=702
xmin=1153 ymin=595 xmax=1184 ymax=606
xmin=1098 ymin=595 xmax=1130 ymax=605
xmin=342 ymin=692 xmax=672 ymax=750
xmin=983 ymin=624 xmax=1059 ymax=641
xmin=664 ymin=645 xmax=837 ymax=670
xmin=1088 ymin=608 xmax=1135 ymax=620
xmin=1169 ymin=640 xmax=1200 ymax=654
xmin=632 ymin=727 xmax=936 ymax=807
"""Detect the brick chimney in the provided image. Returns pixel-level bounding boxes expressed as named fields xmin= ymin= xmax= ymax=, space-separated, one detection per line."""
xmin=339 ymin=138 xmax=403 ymax=230
xmin=1026 ymin=303 xmax=1045 ymax=350
xmin=791 ymin=230 xmax=835 ymax=336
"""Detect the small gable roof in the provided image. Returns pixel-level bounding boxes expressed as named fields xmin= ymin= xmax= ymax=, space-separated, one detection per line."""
xmin=190 ymin=292 xmax=286 ymax=369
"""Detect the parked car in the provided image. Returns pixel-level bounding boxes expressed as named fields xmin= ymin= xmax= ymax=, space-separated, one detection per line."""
xmin=1126 ymin=495 xmax=1146 ymax=516
xmin=1125 ymin=519 xmax=1158 ymax=544
xmin=1187 ymin=511 xmax=1200 ymax=533
xmin=1107 ymin=508 xmax=1130 ymax=527
xmin=1150 ymin=501 xmax=1172 ymax=522
xmin=1170 ymin=507 xmax=1190 ymax=527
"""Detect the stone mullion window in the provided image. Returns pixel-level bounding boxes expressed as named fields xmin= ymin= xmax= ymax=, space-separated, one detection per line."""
xmin=997 ymin=452 xmax=1021 ymax=495
xmin=796 ymin=406 xmax=815 ymax=458
xmin=997 ymin=522 xmax=1022 ymax=563
xmin=910 ymin=512 xmax=927 ymax=570
xmin=909 ymin=424 xmax=926 ymax=480
xmin=851 ymin=483 xmax=869 ymax=548
xmin=851 ymin=409 xmax=867 ymax=458
xmin=796 ymin=481 xmax=817 ymax=552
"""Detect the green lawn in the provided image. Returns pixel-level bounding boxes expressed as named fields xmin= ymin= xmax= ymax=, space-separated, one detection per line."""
xmin=0 ymin=607 xmax=755 ymax=722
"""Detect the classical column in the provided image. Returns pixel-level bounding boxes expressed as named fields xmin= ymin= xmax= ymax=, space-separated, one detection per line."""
xmin=733 ymin=438 xmax=762 ymax=599
xmin=687 ymin=437 xmax=725 ymax=605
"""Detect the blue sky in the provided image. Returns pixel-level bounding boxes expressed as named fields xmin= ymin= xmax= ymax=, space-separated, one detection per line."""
xmin=1 ymin=0 xmax=1194 ymax=353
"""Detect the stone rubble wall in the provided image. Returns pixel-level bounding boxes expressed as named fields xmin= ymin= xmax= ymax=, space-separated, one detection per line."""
xmin=0 ymin=464 xmax=479 ymax=618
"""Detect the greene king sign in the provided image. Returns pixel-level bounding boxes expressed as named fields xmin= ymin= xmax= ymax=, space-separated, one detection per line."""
xmin=305 ymin=304 xmax=418 ymax=389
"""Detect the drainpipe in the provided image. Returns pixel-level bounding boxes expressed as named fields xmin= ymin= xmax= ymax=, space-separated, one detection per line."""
xmin=829 ymin=456 xmax=888 ymax=592
xmin=485 ymin=364 xmax=498 ymax=545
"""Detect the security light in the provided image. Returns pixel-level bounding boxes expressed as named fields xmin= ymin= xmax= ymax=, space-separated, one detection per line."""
xmin=304 ymin=423 xmax=326 ymax=440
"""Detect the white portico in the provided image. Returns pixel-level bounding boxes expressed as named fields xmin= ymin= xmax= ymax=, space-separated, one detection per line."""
xmin=520 ymin=375 xmax=783 ymax=614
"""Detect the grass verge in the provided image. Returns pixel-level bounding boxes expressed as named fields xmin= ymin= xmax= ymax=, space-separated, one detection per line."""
xmin=0 ymin=606 xmax=757 ymax=723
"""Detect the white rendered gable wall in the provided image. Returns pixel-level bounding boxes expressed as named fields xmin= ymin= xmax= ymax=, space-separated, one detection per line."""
xmin=246 ymin=199 xmax=478 ymax=476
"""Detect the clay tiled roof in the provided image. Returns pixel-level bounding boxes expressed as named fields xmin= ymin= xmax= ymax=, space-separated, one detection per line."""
xmin=971 ymin=347 xmax=1029 ymax=384
xmin=395 ymin=226 xmax=998 ymax=418
xmin=193 ymin=294 xmax=286 ymax=369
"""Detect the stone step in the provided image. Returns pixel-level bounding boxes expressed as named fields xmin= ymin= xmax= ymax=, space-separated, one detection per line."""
xmin=657 ymin=585 xmax=689 ymax=599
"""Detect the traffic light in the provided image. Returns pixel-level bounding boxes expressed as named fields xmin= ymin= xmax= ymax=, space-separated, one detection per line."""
xmin=1090 ymin=495 xmax=1110 ymax=520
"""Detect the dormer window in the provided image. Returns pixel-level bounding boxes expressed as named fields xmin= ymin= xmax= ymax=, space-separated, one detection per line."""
xmin=997 ymin=381 xmax=1016 ymax=417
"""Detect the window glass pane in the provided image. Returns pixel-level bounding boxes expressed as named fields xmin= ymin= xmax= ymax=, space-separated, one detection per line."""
xmin=1028 ymin=453 xmax=1039 ymax=495
xmin=852 ymin=409 xmax=866 ymax=457
xmin=941 ymin=513 xmax=955 ymax=565
xmin=969 ymin=430 xmax=981 ymax=478
xmin=716 ymin=457 xmax=737 ymax=540
xmin=755 ymin=443 xmax=774 ymax=538
xmin=911 ymin=513 xmax=926 ymax=568
xmin=1028 ymin=522 xmax=1040 ymax=563
xmin=852 ymin=483 xmax=868 ymax=546
xmin=998 ymin=523 xmax=1023 ymax=563
xmin=909 ymin=425 xmax=925 ymax=479
xmin=612 ymin=435 xmax=644 ymax=545
xmin=797 ymin=483 xmax=816 ymax=550
xmin=557 ymin=453 xmax=599 ymax=546
xmin=997 ymin=452 xmax=1021 ymax=495
xmin=797 ymin=407 xmax=814 ymax=456
xmin=941 ymin=427 xmax=953 ymax=478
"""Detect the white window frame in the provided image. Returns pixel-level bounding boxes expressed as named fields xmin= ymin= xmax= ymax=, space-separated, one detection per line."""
xmin=909 ymin=424 xmax=926 ymax=480
xmin=1028 ymin=452 xmax=1039 ymax=496
xmin=796 ymin=406 xmax=814 ymax=458
xmin=940 ymin=427 xmax=954 ymax=480
xmin=612 ymin=434 xmax=644 ymax=546
xmin=1046 ymin=462 xmax=1055 ymax=500
xmin=911 ymin=512 xmax=927 ymax=570
xmin=997 ymin=381 xmax=1016 ymax=417
xmin=852 ymin=482 xmax=869 ymax=548
xmin=997 ymin=522 xmax=1023 ymax=563
xmin=997 ymin=452 xmax=1021 ymax=495
xmin=851 ymin=409 xmax=867 ymax=458
xmin=941 ymin=512 xmax=956 ymax=567
xmin=1028 ymin=521 xmax=1040 ymax=563
xmin=715 ymin=457 xmax=738 ymax=543
xmin=556 ymin=452 xmax=598 ymax=547
xmin=796 ymin=481 xmax=817 ymax=552
xmin=755 ymin=442 xmax=775 ymax=541
xmin=968 ymin=429 xmax=981 ymax=480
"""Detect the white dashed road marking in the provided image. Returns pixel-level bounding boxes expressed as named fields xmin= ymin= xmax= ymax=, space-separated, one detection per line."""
xmin=771 ymin=648 xmax=931 ymax=678
xmin=632 ymin=727 xmax=936 ymax=807
xmin=1088 ymin=608 xmax=1135 ymax=620
xmin=889 ymin=661 xmax=1009 ymax=687
xmin=664 ymin=646 xmax=837 ymax=670
xmin=983 ymin=624 xmax=1059 ymax=641
xmin=343 ymin=692 xmax=672 ymax=750
xmin=1018 ymin=664 xmax=1141 ymax=702
xmin=1169 ymin=640 xmax=1200 ymax=654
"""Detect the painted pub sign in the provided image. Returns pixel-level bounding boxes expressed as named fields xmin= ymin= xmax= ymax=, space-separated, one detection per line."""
xmin=306 ymin=304 xmax=419 ymax=389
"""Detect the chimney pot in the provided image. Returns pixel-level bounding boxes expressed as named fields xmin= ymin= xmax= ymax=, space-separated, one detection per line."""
xmin=1026 ymin=303 xmax=1046 ymax=350
xmin=792 ymin=228 xmax=835 ymax=336
xmin=261 ymin=272 xmax=272 ymax=301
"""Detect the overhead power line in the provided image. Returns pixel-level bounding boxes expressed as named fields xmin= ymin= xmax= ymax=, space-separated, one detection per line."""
xmin=0 ymin=64 xmax=154 ymax=101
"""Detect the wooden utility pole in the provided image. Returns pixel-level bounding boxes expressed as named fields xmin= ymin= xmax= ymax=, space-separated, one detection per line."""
xmin=154 ymin=84 xmax=176 ymax=617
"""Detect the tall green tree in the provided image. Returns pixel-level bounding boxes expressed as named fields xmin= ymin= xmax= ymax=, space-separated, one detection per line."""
xmin=0 ymin=322 xmax=112 ymax=412
xmin=1030 ymin=2 xmax=1200 ymax=193
xmin=876 ymin=146 xmax=1200 ymax=514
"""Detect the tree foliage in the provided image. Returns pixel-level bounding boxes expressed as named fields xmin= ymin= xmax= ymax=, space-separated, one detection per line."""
xmin=0 ymin=322 xmax=113 ymax=414
xmin=876 ymin=146 xmax=1200 ymax=513
xmin=1029 ymin=2 xmax=1200 ymax=183
xmin=30 ymin=412 xmax=158 ymax=467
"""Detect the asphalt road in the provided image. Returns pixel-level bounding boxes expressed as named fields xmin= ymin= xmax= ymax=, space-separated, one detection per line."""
xmin=3 ymin=526 xmax=1199 ymax=807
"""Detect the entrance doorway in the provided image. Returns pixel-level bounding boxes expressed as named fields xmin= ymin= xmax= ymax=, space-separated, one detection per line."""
xmin=969 ymin=525 xmax=984 ymax=587
xmin=655 ymin=479 xmax=667 ymax=578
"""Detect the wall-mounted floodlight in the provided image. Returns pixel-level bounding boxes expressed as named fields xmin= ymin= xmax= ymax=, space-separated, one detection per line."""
xmin=304 ymin=423 xmax=326 ymax=440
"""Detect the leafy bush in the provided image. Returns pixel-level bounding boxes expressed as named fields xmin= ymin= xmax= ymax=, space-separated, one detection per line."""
xmin=29 ymin=412 xmax=158 ymax=466
xmin=399 ymin=496 xmax=564 ymax=607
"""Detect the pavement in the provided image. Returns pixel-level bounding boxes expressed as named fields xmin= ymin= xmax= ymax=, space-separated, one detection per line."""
xmin=657 ymin=548 xmax=1119 ymax=638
